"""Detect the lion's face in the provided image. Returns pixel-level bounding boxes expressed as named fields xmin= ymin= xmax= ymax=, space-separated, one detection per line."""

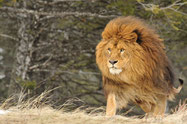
xmin=104 ymin=39 xmax=131 ymax=75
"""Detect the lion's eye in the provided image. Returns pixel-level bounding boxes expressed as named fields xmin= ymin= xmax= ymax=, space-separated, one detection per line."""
xmin=120 ymin=48 xmax=124 ymax=53
xmin=108 ymin=48 xmax=111 ymax=52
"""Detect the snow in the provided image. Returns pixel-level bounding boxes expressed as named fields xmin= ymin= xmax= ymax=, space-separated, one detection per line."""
xmin=0 ymin=110 xmax=9 ymax=115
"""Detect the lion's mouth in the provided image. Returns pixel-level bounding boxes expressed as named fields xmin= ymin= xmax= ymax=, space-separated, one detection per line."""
xmin=110 ymin=66 xmax=117 ymax=69
xmin=109 ymin=67 xmax=122 ymax=75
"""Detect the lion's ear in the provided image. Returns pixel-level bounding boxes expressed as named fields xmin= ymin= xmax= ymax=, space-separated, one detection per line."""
xmin=130 ymin=32 xmax=138 ymax=42
xmin=133 ymin=30 xmax=142 ymax=45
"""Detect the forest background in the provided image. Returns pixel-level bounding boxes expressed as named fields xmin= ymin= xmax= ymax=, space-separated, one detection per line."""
xmin=0 ymin=0 xmax=186 ymax=115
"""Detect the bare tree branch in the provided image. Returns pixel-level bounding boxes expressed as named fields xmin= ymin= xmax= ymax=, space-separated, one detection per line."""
xmin=161 ymin=0 xmax=187 ymax=10
xmin=0 ymin=7 xmax=117 ymax=18
xmin=37 ymin=0 xmax=86 ymax=5
xmin=167 ymin=7 xmax=187 ymax=15
xmin=0 ymin=33 xmax=18 ymax=41
xmin=137 ymin=0 xmax=187 ymax=15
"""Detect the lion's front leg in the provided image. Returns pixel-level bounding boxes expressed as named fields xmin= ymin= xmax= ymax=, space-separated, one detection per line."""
xmin=106 ymin=93 xmax=116 ymax=117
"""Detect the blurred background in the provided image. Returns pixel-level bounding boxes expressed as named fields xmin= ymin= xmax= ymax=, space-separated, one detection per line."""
xmin=0 ymin=0 xmax=186 ymax=115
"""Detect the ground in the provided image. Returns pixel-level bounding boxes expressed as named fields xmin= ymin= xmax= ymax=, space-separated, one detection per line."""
xmin=0 ymin=105 xmax=186 ymax=124
xmin=0 ymin=91 xmax=186 ymax=124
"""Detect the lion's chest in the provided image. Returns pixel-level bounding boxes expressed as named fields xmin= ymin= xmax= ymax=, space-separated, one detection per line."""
xmin=109 ymin=83 xmax=156 ymax=109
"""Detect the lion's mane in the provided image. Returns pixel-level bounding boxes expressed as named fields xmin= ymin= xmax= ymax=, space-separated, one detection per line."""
xmin=96 ymin=16 xmax=178 ymax=108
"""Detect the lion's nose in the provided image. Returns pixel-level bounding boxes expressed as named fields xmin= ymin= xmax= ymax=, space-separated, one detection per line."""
xmin=109 ymin=60 xmax=118 ymax=65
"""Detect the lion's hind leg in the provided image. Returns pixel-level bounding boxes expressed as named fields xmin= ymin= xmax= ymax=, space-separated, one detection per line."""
xmin=152 ymin=95 xmax=167 ymax=117
xmin=138 ymin=101 xmax=154 ymax=117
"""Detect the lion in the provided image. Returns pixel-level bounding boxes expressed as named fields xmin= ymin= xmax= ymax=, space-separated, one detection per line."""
xmin=96 ymin=16 xmax=183 ymax=117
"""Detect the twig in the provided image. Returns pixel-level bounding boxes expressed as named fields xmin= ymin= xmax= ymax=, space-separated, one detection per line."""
xmin=0 ymin=33 xmax=18 ymax=41
xmin=168 ymin=8 xmax=187 ymax=15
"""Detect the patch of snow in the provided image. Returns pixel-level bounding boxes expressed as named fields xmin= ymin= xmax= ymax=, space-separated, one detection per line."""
xmin=0 ymin=110 xmax=9 ymax=115
xmin=0 ymin=74 xmax=5 ymax=79
xmin=0 ymin=48 xmax=3 ymax=53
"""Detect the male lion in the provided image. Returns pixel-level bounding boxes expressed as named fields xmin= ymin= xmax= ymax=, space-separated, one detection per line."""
xmin=96 ymin=16 xmax=183 ymax=117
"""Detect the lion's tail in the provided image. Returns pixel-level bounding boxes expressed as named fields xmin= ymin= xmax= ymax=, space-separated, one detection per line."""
xmin=168 ymin=78 xmax=184 ymax=101
xmin=173 ymin=79 xmax=184 ymax=93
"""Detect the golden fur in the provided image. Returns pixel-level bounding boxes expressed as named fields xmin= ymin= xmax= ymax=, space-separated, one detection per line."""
xmin=96 ymin=16 xmax=183 ymax=116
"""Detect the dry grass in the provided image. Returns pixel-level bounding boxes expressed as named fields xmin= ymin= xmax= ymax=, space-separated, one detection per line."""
xmin=0 ymin=90 xmax=186 ymax=124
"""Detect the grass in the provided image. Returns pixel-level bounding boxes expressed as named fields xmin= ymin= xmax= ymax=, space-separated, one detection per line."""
xmin=0 ymin=90 xmax=186 ymax=124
